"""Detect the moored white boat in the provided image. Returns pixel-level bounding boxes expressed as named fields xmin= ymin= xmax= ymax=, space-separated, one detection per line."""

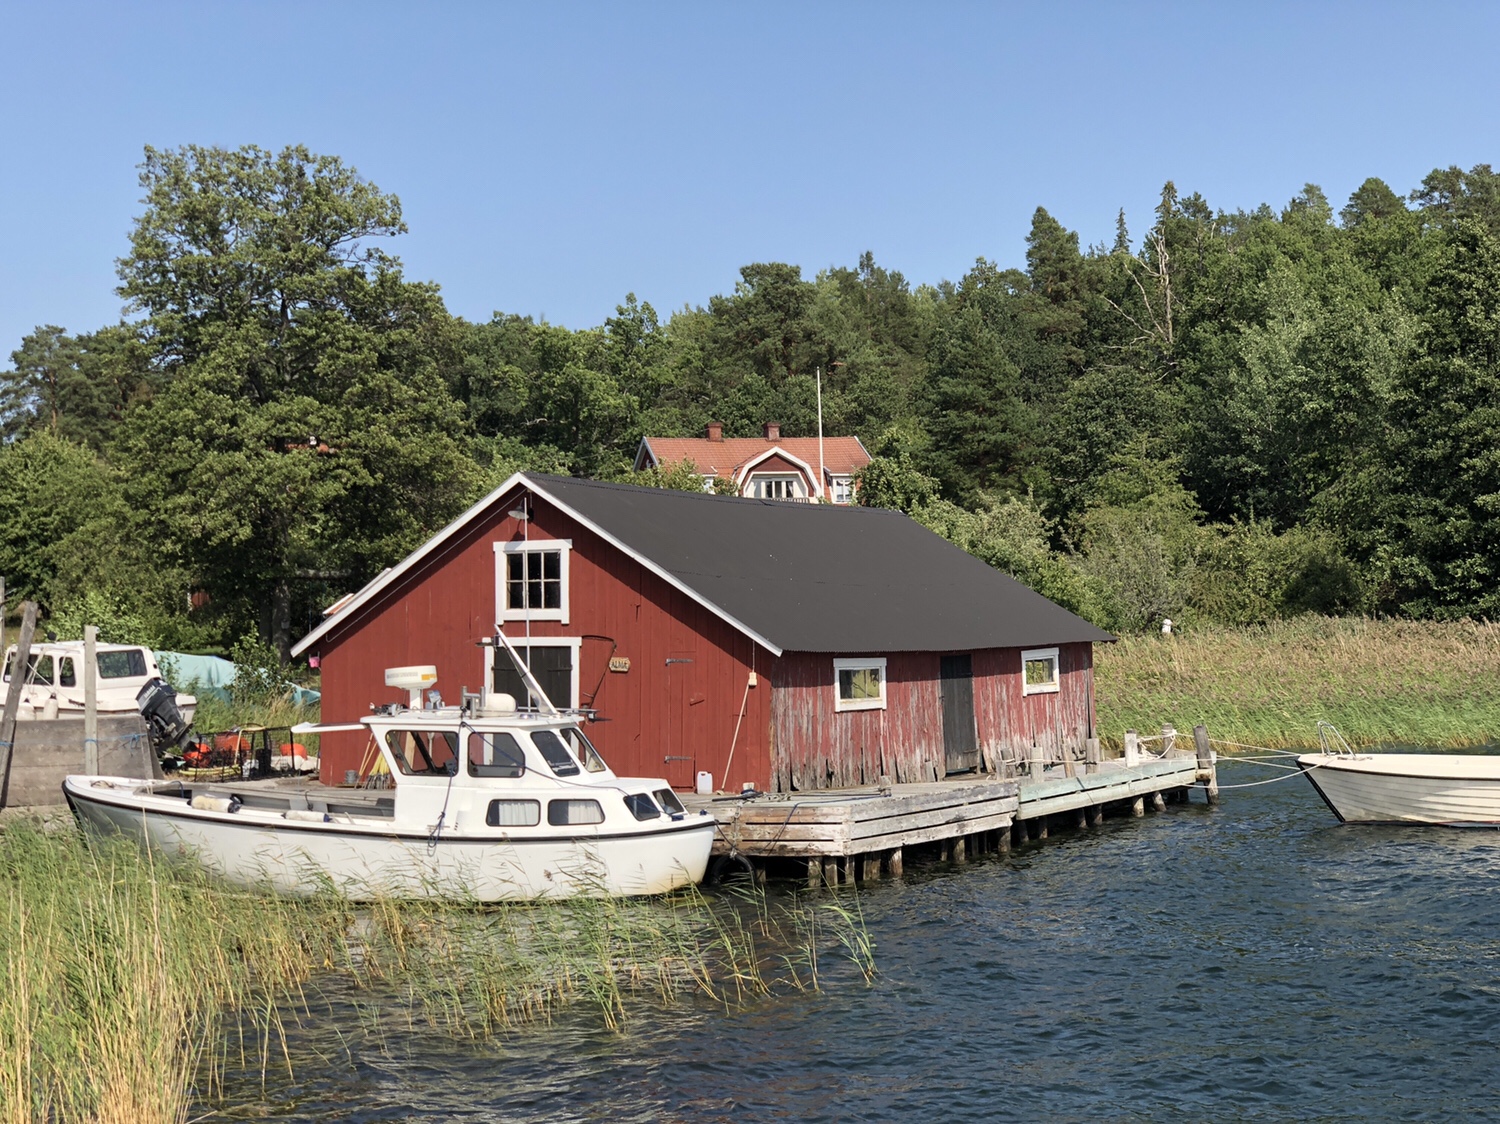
xmin=3 ymin=641 xmax=196 ymax=723
xmin=1295 ymin=751 xmax=1500 ymax=826
xmin=64 ymin=653 xmax=716 ymax=900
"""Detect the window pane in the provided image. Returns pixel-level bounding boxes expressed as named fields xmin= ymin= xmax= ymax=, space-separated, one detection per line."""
xmin=839 ymin=666 xmax=881 ymax=701
xmin=59 ymin=659 xmax=76 ymax=688
xmin=1024 ymin=657 xmax=1056 ymax=686
xmin=468 ymin=731 xmax=526 ymax=778
xmin=507 ymin=554 xmax=524 ymax=609
xmin=543 ymin=551 xmax=560 ymax=581
xmin=97 ymin=650 xmax=147 ymax=679
xmin=487 ymin=799 xmax=540 ymax=827
xmin=623 ymin=793 xmax=661 ymax=821
xmin=385 ymin=730 xmax=459 ymax=776
xmin=655 ymin=788 xmax=686 ymax=815
xmin=547 ymin=799 xmax=604 ymax=826
xmin=531 ymin=730 xmax=581 ymax=776
xmin=32 ymin=656 xmax=54 ymax=684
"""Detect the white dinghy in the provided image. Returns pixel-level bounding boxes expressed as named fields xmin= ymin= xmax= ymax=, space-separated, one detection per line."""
xmin=1297 ymin=724 xmax=1500 ymax=827
xmin=64 ymin=636 xmax=716 ymax=900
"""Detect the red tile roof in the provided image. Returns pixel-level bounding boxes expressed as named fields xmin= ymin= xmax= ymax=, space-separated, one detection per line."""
xmin=640 ymin=436 xmax=870 ymax=480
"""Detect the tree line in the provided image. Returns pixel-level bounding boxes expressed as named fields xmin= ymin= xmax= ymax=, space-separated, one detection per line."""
xmin=4 ymin=144 xmax=1499 ymax=660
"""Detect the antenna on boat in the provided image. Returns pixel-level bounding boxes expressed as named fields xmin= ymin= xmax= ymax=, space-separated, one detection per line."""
xmin=480 ymin=625 xmax=560 ymax=715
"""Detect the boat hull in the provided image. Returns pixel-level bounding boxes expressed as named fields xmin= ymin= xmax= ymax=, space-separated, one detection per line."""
xmin=65 ymin=777 xmax=715 ymax=900
xmin=1296 ymin=753 xmax=1500 ymax=826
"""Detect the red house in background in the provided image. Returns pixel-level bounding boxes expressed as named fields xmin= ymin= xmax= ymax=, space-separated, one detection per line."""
xmin=634 ymin=422 xmax=871 ymax=503
xmin=292 ymin=474 xmax=1113 ymax=793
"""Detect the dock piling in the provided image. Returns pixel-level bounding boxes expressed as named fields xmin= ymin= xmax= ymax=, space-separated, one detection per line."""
xmin=1193 ymin=724 xmax=1220 ymax=805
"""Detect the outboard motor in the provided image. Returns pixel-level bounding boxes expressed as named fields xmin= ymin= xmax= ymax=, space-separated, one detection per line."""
xmin=136 ymin=677 xmax=190 ymax=752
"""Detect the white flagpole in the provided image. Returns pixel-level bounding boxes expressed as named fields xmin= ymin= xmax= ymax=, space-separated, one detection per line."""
xmin=817 ymin=366 xmax=826 ymax=500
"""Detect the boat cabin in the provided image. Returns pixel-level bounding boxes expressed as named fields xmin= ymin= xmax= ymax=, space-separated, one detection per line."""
xmin=1 ymin=641 xmax=197 ymax=721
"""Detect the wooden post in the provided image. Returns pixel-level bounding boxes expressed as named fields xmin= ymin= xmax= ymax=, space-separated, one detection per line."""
xmin=1194 ymin=724 xmax=1219 ymax=804
xmin=1088 ymin=804 xmax=1104 ymax=827
xmin=1124 ymin=729 xmax=1140 ymax=767
xmin=1076 ymin=808 xmax=1088 ymax=829
xmin=953 ymin=835 xmax=966 ymax=863
xmin=807 ymin=858 xmax=821 ymax=889
xmin=1151 ymin=791 xmax=1167 ymax=812
xmin=0 ymin=601 xmax=38 ymax=809
xmin=1084 ymin=737 xmax=1101 ymax=774
xmin=1130 ymin=796 xmax=1145 ymax=817
xmin=888 ymin=847 xmax=903 ymax=877
xmin=1036 ymin=816 xmax=1048 ymax=840
xmin=83 ymin=625 xmax=99 ymax=775
xmin=0 ymin=576 xmax=6 ymax=657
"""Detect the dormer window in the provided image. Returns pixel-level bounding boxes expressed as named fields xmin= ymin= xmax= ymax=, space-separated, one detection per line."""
xmin=495 ymin=539 xmax=571 ymax=622
xmin=748 ymin=474 xmax=803 ymax=500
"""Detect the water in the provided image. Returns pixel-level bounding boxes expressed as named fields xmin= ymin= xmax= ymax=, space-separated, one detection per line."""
xmin=213 ymin=762 xmax=1500 ymax=1122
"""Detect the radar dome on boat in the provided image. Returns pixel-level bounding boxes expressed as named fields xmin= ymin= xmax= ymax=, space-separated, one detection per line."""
xmin=385 ymin=665 xmax=438 ymax=707
xmin=478 ymin=692 xmax=517 ymax=717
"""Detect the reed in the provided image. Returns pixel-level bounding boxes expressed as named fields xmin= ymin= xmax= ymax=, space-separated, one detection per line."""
xmin=0 ymin=823 xmax=868 ymax=1122
xmin=1095 ymin=616 xmax=1500 ymax=751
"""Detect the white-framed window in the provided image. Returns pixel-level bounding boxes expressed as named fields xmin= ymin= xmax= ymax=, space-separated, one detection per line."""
xmin=1021 ymin=647 xmax=1060 ymax=695
xmin=484 ymin=636 xmax=582 ymax=712
xmin=834 ymin=657 xmax=887 ymax=712
xmin=701 ymin=474 xmax=717 ymax=493
xmin=829 ymin=475 xmax=854 ymax=504
xmin=495 ymin=539 xmax=571 ymax=623
xmin=747 ymin=474 xmax=803 ymax=500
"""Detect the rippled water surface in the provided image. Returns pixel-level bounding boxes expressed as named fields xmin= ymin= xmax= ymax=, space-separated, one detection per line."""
xmin=213 ymin=762 xmax=1500 ymax=1122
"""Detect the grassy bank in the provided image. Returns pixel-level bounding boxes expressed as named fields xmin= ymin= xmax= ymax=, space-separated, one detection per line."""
xmin=1094 ymin=616 xmax=1500 ymax=751
xmin=0 ymin=823 xmax=868 ymax=1124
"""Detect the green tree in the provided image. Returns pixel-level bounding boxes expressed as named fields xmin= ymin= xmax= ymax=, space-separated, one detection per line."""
xmin=113 ymin=144 xmax=481 ymax=661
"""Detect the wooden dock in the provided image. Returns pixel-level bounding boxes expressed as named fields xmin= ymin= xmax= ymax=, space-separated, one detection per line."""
xmin=687 ymin=738 xmax=1218 ymax=885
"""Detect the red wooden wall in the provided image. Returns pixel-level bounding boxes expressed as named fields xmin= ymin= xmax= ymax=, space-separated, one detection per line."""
xmin=769 ymin=642 xmax=1096 ymax=791
xmin=313 ymin=487 xmax=774 ymax=792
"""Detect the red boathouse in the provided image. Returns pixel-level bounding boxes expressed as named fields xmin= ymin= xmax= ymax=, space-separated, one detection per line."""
xmin=292 ymin=474 xmax=1113 ymax=793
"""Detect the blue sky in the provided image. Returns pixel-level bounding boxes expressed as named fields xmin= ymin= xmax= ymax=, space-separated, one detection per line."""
xmin=4 ymin=1 xmax=1499 ymax=355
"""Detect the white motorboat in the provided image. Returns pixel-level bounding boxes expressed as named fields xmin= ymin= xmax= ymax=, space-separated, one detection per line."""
xmin=3 ymin=641 xmax=197 ymax=723
xmin=1296 ymin=750 xmax=1500 ymax=826
xmin=64 ymin=655 xmax=716 ymax=900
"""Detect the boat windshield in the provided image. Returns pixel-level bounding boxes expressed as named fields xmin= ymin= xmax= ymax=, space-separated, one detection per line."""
xmin=531 ymin=730 xmax=580 ymax=777
xmin=467 ymin=731 xmax=526 ymax=778
xmin=384 ymin=729 xmax=460 ymax=776
xmin=96 ymin=650 xmax=147 ymax=679
xmin=559 ymin=727 xmax=608 ymax=773
xmin=2 ymin=654 xmax=54 ymax=685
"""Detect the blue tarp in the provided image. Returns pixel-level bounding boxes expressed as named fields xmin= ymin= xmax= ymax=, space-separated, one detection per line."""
xmin=153 ymin=652 xmax=320 ymax=706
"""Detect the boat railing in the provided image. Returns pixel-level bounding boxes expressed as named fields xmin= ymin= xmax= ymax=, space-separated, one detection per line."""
xmin=1316 ymin=720 xmax=1355 ymax=757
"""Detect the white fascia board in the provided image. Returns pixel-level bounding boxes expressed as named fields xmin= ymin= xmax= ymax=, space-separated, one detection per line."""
xmin=733 ymin=445 xmax=823 ymax=498
xmin=292 ymin=471 xmax=785 ymax=659
xmin=291 ymin=471 xmax=534 ymax=657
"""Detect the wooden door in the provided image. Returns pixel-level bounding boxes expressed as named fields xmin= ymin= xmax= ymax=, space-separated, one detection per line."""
xmin=660 ymin=653 xmax=699 ymax=788
xmin=493 ymin=645 xmax=574 ymax=711
xmin=941 ymin=654 xmax=979 ymax=774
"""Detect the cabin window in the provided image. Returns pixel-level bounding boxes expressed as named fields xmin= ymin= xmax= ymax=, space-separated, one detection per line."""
xmin=97 ymin=650 xmax=147 ymax=679
xmin=467 ymin=731 xmax=526 ymax=778
xmin=547 ymin=799 xmax=604 ymax=826
xmin=1021 ymin=647 xmax=1061 ymax=695
xmin=623 ymin=793 xmax=661 ymax=821
xmin=559 ymin=727 xmax=608 ymax=773
xmin=748 ymin=474 xmax=801 ymax=500
xmin=833 ymin=657 xmax=887 ymax=712
xmin=655 ymin=788 xmax=686 ymax=815
xmin=3 ymin=654 xmax=55 ymax=685
xmin=384 ymin=730 xmax=460 ymax=775
xmin=495 ymin=539 xmax=571 ymax=623
xmin=531 ymin=730 xmax=581 ymax=777
xmin=486 ymin=799 xmax=540 ymax=827
xmin=59 ymin=658 xmax=76 ymax=688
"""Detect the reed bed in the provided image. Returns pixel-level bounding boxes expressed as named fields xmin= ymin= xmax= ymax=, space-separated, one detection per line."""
xmin=1095 ymin=616 xmax=1500 ymax=751
xmin=0 ymin=823 xmax=869 ymax=1124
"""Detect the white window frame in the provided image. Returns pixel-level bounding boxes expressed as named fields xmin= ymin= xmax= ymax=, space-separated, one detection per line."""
xmin=1021 ymin=647 xmax=1060 ymax=695
xmin=495 ymin=539 xmax=571 ymax=624
xmin=747 ymin=473 xmax=804 ymax=500
xmin=833 ymin=656 xmax=887 ymax=712
xmin=484 ymin=636 xmax=582 ymax=710
xmin=829 ymin=475 xmax=854 ymax=504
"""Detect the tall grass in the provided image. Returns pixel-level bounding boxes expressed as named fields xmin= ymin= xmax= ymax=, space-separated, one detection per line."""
xmin=1095 ymin=616 xmax=1500 ymax=750
xmin=0 ymin=823 xmax=868 ymax=1123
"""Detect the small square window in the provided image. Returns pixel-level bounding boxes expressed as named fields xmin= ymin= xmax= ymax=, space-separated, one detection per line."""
xmin=1021 ymin=647 xmax=1060 ymax=695
xmin=495 ymin=539 xmax=571 ymax=623
xmin=834 ymin=657 xmax=887 ymax=711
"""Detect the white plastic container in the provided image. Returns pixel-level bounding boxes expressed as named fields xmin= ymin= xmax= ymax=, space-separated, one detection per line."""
xmin=695 ymin=771 xmax=713 ymax=795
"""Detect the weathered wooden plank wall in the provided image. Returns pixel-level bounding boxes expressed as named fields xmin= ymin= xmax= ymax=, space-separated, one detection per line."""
xmin=773 ymin=643 xmax=1097 ymax=791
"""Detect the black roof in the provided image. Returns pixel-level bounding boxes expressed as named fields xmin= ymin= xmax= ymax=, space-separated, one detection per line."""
xmin=532 ymin=475 xmax=1113 ymax=654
